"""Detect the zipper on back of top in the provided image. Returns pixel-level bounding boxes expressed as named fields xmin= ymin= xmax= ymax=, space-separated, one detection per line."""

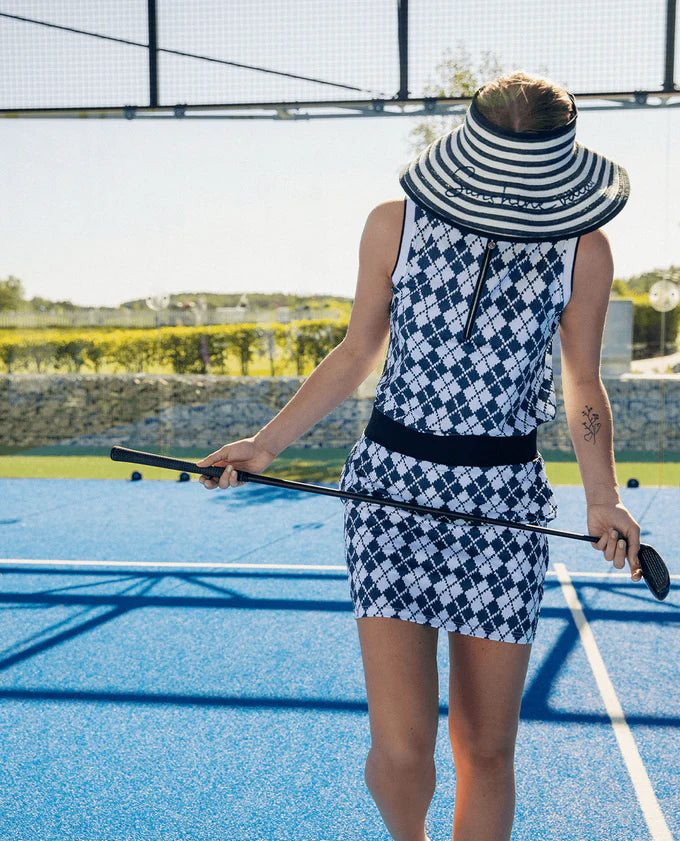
xmin=463 ymin=239 xmax=496 ymax=341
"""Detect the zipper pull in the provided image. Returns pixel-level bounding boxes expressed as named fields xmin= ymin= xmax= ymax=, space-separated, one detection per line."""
xmin=463 ymin=240 xmax=496 ymax=341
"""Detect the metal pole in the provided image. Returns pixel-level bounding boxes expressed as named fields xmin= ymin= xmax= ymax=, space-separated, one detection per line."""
xmin=660 ymin=309 xmax=666 ymax=357
xmin=397 ymin=0 xmax=409 ymax=101
xmin=658 ymin=375 xmax=665 ymax=487
xmin=148 ymin=0 xmax=158 ymax=107
xmin=663 ymin=0 xmax=677 ymax=92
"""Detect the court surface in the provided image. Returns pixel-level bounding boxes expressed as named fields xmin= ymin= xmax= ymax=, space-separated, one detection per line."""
xmin=0 ymin=477 xmax=678 ymax=841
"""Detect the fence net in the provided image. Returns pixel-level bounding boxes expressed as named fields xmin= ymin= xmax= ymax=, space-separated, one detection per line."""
xmin=1 ymin=0 xmax=677 ymax=112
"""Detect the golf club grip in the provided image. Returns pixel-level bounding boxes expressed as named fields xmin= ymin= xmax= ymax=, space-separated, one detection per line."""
xmin=110 ymin=446 xmax=227 ymax=480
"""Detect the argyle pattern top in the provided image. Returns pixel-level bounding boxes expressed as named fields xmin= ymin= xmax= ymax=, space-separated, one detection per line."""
xmin=374 ymin=197 xmax=579 ymax=436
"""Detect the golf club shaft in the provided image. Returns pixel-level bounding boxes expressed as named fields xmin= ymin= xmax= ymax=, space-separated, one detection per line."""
xmin=110 ymin=446 xmax=612 ymax=546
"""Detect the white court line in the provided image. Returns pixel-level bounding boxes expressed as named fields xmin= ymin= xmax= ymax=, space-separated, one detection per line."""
xmin=0 ymin=558 xmax=678 ymax=580
xmin=0 ymin=558 xmax=348 ymax=571
xmin=554 ymin=562 xmax=673 ymax=841
xmin=547 ymin=569 xmax=680 ymax=581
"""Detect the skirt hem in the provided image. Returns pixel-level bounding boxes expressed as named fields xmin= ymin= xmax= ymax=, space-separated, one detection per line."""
xmin=352 ymin=606 xmax=537 ymax=645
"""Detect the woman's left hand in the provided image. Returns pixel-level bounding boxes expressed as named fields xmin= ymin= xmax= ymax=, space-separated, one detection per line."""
xmin=587 ymin=502 xmax=642 ymax=582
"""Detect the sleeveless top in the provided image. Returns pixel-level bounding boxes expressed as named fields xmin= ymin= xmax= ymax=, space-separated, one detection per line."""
xmin=373 ymin=196 xmax=580 ymax=437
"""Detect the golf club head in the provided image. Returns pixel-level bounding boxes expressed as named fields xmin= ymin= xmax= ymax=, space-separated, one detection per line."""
xmin=638 ymin=543 xmax=670 ymax=601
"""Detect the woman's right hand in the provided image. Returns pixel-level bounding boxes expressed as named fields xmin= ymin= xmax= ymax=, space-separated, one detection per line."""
xmin=196 ymin=437 xmax=278 ymax=490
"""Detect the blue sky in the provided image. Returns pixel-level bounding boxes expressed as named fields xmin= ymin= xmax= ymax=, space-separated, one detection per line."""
xmin=1 ymin=1 xmax=679 ymax=307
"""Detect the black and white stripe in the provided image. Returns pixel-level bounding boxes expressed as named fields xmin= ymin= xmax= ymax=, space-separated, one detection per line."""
xmin=399 ymin=89 xmax=630 ymax=242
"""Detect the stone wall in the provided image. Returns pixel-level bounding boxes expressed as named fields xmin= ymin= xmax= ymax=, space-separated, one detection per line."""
xmin=1 ymin=373 xmax=679 ymax=455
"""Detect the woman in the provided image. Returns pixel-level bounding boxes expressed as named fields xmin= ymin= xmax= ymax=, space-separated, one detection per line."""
xmin=198 ymin=71 xmax=642 ymax=841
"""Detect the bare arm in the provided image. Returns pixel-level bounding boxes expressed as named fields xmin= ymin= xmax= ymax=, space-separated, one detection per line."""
xmin=559 ymin=229 xmax=642 ymax=578
xmin=562 ymin=379 xmax=619 ymax=504
xmin=252 ymin=200 xmax=401 ymax=458
xmin=559 ymin=230 xmax=620 ymax=504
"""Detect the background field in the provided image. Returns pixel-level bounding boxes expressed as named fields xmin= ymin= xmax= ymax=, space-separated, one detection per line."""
xmin=1 ymin=448 xmax=678 ymax=487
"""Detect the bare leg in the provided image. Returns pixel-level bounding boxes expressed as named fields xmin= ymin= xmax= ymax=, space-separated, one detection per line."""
xmin=356 ymin=616 xmax=440 ymax=841
xmin=447 ymin=632 xmax=532 ymax=841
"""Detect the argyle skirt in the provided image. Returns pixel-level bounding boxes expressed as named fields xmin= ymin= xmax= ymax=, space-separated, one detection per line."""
xmin=338 ymin=431 xmax=559 ymax=645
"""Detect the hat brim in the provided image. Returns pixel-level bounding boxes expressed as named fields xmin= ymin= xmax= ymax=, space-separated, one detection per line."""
xmin=399 ymin=111 xmax=630 ymax=242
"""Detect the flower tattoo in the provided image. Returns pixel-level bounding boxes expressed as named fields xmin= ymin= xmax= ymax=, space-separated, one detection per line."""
xmin=582 ymin=405 xmax=601 ymax=444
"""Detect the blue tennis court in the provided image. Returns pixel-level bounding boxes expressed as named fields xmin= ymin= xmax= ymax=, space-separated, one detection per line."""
xmin=0 ymin=477 xmax=677 ymax=841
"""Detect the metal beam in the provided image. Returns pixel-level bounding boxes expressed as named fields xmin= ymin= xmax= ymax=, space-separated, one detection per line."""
xmin=147 ymin=0 xmax=158 ymax=108
xmin=397 ymin=0 xmax=409 ymax=101
xmin=2 ymin=91 xmax=680 ymax=120
xmin=664 ymin=0 xmax=678 ymax=92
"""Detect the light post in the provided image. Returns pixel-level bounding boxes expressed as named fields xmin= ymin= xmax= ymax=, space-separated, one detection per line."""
xmin=649 ymin=273 xmax=679 ymax=358
xmin=145 ymin=292 xmax=170 ymax=329
xmin=648 ymin=272 xmax=679 ymax=484
xmin=195 ymin=295 xmax=208 ymax=326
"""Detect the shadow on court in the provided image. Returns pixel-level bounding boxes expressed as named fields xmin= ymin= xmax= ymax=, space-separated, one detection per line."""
xmin=0 ymin=479 xmax=677 ymax=840
xmin=0 ymin=568 xmax=678 ymax=731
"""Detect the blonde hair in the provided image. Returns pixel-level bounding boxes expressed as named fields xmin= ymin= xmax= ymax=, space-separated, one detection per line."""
xmin=476 ymin=71 xmax=574 ymax=133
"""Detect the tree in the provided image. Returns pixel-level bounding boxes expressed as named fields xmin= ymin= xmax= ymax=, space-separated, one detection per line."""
xmin=405 ymin=43 xmax=508 ymax=157
xmin=617 ymin=266 xmax=680 ymax=295
xmin=0 ymin=275 xmax=25 ymax=311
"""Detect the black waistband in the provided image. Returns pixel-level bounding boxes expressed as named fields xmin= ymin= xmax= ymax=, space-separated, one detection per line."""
xmin=364 ymin=406 xmax=538 ymax=467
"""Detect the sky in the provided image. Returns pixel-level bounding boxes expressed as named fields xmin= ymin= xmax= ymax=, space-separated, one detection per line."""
xmin=2 ymin=104 xmax=679 ymax=309
xmin=1 ymin=1 xmax=679 ymax=308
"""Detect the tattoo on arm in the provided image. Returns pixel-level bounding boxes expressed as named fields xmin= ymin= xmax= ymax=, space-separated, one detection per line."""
xmin=582 ymin=405 xmax=601 ymax=444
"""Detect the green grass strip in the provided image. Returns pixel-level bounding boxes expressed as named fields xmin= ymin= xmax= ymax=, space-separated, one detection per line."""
xmin=0 ymin=451 xmax=678 ymax=487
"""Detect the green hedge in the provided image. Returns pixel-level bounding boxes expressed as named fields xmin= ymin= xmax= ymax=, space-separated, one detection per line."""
xmin=1 ymin=299 xmax=677 ymax=374
xmin=628 ymin=295 xmax=680 ymax=359
xmin=0 ymin=320 xmax=349 ymax=375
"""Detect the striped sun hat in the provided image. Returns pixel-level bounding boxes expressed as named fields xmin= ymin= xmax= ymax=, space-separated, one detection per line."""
xmin=398 ymin=88 xmax=630 ymax=242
